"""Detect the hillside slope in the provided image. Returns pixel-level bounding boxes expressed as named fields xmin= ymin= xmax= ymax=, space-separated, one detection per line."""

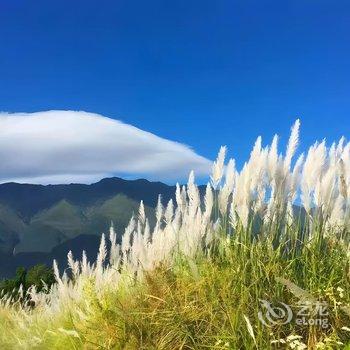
xmin=0 ymin=178 xmax=180 ymax=278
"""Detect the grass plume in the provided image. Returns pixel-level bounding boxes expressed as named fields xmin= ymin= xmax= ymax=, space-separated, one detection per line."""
xmin=1 ymin=120 xmax=350 ymax=349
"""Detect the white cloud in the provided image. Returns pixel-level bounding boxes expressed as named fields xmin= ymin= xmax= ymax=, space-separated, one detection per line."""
xmin=0 ymin=110 xmax=211 ymax=184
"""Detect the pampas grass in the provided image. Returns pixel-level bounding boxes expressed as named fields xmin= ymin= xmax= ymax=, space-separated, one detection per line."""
xmin=1 ymin=120 xmax=350 ymax=349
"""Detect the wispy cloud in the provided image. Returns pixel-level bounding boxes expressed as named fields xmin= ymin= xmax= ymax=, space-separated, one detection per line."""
xmin=0 ymin=110 xmax=211 ymax=184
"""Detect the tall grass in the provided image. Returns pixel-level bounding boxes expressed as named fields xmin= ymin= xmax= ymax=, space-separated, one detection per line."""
xmin=1 ymin=120 xmax=350 ymax=349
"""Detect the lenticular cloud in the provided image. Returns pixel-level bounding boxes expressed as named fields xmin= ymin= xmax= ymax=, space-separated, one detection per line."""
xmin=0 ymin=110 xmax=211 ymax=184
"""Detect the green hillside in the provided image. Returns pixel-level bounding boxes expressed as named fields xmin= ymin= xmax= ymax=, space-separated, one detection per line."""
xmin=0 ymin=178 xmax=175 ymax=278
xmin=0 ymin=204 xmax=26 ymax=254
xmin=9 ymin=195 xmax=154 ymax=255
xmin=0 ymin=177 xmax=175 ymax=260
xmin=85 ymin=194 xmax=154 ymax=236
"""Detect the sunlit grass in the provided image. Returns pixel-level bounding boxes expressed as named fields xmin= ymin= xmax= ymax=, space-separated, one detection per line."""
xmin=1 ymin=120 xmax=350 ymax=349
xmin=1 ymin=223 xmax=349 ymax=349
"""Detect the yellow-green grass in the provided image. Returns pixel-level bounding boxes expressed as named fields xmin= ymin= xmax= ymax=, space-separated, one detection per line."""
xmin=1 ymin=225 xmax=349 ymax=350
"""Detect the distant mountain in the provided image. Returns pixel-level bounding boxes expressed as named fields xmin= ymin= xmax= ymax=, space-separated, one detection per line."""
xmin=0 ymin=177 xmax=178 ymax=278
xmin=0 ymin=177 xmax=175 ymax=220
xmin=0 ymin=235 xmax=102 ymax=279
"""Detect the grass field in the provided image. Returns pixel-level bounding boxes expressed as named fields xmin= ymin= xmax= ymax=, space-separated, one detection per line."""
xmin=1 ymin=120 xmax=350 ymax=349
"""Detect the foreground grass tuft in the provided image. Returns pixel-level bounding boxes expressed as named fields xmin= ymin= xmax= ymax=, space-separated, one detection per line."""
xmin=1 ymin=229 xmax=349 ymax=349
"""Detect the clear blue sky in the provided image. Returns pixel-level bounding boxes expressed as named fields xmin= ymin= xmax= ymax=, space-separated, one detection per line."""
xmin=1 ymin=0 xmax=349 ymax=168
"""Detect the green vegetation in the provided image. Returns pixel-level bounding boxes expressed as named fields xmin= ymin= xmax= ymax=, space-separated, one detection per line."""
xmin=0 ymin=121 xmax=350 ymax=349
xmin=0 ymin=178 xmax=165 ymax=257
xmin=0 ymin=226 xmax=349 ymax=349
xmin=0 ymin=264 xmax=55 ymax=299
xmin=13 ymin=195 xmax=154 ymax=254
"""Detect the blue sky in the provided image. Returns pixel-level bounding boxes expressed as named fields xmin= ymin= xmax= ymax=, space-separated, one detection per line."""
xmin=0 ymin=0 xmax=349 ymax=181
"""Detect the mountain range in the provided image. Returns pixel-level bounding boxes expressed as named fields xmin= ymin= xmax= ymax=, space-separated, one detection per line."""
xmin=0 ymin=177 xmax=178 ymax=278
